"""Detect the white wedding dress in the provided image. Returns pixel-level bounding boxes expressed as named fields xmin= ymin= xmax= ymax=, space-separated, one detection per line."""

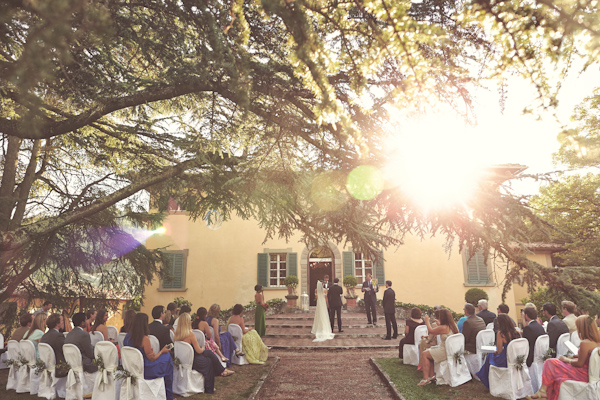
xmin=311 ymin=281 xmax=335 ymax=342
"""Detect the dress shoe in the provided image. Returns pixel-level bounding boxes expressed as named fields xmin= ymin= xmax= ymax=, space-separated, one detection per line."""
xmin=338 ymin=329 xmax=344 ymax=333
xmin=382 ymin=337 xmax=391 ymax=340
xmin=392 ymin=336 xmax=398 ymax=339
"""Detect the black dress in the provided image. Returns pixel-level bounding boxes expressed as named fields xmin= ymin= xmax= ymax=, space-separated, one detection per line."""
xmin=192 ymin=349 xmax=226 ymax=393
xmin=399 ymin=319 xmax=425 ymax=359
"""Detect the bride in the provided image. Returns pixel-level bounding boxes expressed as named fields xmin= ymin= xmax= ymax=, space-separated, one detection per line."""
xmin=311 ymin=280 xmax=335 ymax=342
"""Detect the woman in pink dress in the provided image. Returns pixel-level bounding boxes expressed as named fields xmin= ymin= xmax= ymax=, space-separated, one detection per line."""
xmin=529 ymin=315 xmax=600 ymax=399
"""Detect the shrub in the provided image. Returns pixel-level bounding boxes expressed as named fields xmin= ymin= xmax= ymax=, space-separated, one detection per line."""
xmin=465 ymin=288 xmax=488 ymax=306
xmin=343 ymin=275 xmax=357 ymax=287
xmin=284 ymin=275 xmax=298 ymax=288
xmin=173 ymin=296 xmax=193 ymax=309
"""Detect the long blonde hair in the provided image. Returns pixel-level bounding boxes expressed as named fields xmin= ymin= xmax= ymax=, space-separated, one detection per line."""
xmin=24 ymin=313 xmax=47 ymax=340
xmin=174 ymin=312 xmax=192 ymax=341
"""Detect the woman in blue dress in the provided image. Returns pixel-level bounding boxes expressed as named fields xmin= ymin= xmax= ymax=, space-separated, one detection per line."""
xmin=123 ymin=313 xmax=174 ymax=400
xmin=206 ymin=304 xmax=245 ymax=368
xmin=476 ymin=313 xmax=521 ymax=388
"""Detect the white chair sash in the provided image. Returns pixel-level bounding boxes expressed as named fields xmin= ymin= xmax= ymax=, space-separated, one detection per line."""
xmin=93 ymin=341 xmax=118 ymax=393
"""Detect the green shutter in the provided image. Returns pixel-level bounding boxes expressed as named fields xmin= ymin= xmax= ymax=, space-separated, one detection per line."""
xmin=287 ymin=252 xmax=297 ymax=277
xmin=374 ymin=250 xmax=385 ymax=284
xmin=162 ymin=253 xmax=184 ymax=289
xmin=257 ymin=253 xmax=268 ymax=286
xmin=466 ymin=249 xmax=489 ymax=284
xmin=343 ymin=251 xmax=353 ymax=277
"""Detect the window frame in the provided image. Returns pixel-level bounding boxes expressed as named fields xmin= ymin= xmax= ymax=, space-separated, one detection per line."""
xmin=158 ymin=249 xmax=189 ymax=292
xmin=269 ymin=253 xmax=287 ymax=287
xmin=353 ymin=252 xmax=373 ymax=285
xmin=463 ymin=248 xmax=494 ymax=287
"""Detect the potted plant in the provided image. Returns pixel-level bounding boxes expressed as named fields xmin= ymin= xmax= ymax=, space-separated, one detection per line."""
xmin=343 ymin=275 xmax=358 ymax=307
xmin=284 ymin=275 xmax=299 ymax=306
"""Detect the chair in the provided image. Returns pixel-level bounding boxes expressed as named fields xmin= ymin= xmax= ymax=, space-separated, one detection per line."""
xmin=228 ymin=324 xmax=249 ymax=366
xmin=486 ymin=322 xmax=495 ymax=330
xmin=6 ymin=340 xmax=21 ymax=390
xmin=403 ymin=325 xmax=428 ymax=366
xmin=90 ymin=331 xmax=105 ymax=347
xmin=118 ymin=333 xmax=127 ymax=350
xmin=169 ymin=330 xmax=174 ymax=342
xmin=18 ymin=339 xmax=41 ymax=394
xmin=63 ymin=343 xmax=98 ymax=399
xmin=556 ymin=332 xmax=570 ymax=357
xmin=63 ymin=332 xmax=69 ymax=338
xmin=529 ymin=334 xmax=549 ymax=393
xmin=92 ymin=341 xmax=120 ymax=400
xmin=38 ymin=342 xmax=67 ymax=399
xmin=465 ymin=329 xmax=495 ymax=379
xmin=148 ymin=335 xmax=160 ymax=354
xmin=192 ymin=330 xmax=205 ymax=347
xmin=0 ymin=333 xmax=7 ymax=369
xmin=543 ymin=321 xmax=548 ymax=332
xmin=119 ymin=347 xmax=166 ymax=400
xmin=434 ymin=333 xmax=472 ymax=387
xmin=558 ymin=347 xmax=600 ymax=400
xmin=106 ymin=326 xmax=119 ymax=343
xmin=173 ymin=341 xmax=204 ymax=396
xmin=571 ymin=331 xmax=582 ymax=348
xmin=489 ymin=338 xmax=534 ymax=399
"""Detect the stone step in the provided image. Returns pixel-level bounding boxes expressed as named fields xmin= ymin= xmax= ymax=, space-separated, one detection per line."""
xmin=264 ymin=327 xmax=393 ymax=339
xmin=263 ymin=337 xmax=399 ymax=350
xmin=251 ymin=322 xmax=387 ymax=329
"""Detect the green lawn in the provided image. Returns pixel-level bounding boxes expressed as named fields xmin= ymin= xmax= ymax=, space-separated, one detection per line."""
xmin=375 ymin=358 xmax=499 ymax=400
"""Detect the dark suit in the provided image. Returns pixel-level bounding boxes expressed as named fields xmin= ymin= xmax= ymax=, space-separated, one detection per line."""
xmin=523 ymin=320 xmax=546 ymax=367
xmin=476 ymin=309 xmax=497 ymax=326
xmin=65 ymin=326 xmax=98 ymax=373
xmin=327 ymin=284 xmax=343 ymax=331
xmin=40 ymin=328 xmax=67 ymax=377
xmin=382 ymin=287 xmax=398 ymax=339
xmin=462 ymin=315 xmax=486 ymax=354
xmin=149 ymin=320 xmax=173 ymax=350
xmin=362 ymin=279 xmax=378 ymax=324
xmin=547 ymin=315 xmax=569 ymax=355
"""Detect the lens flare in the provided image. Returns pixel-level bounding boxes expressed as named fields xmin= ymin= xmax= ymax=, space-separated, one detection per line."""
xmin=346 ymin=165 xmax=384 ymax=200
xmin=311 ymin=171 xmax=349 ymax=211
xmin=204 ymin=210 xmax=223 ymax=230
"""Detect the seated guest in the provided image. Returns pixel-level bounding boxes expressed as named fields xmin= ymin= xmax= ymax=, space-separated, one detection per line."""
xmin=227 ymin=304 xmax=269 ymax=365
xmin=561 ymin=300 xmax=577 ymax=334
xmin=418 ymin=309 xmax=440 ymax=371
xmin=493 ymin=303 xmax=516 ymax=336
xmin=173 ymin=305 xmax=191 ymax=332
xmin=530 ymin=315 xmax=600 ymax=399
xmin=462 ymin=303 xmax=486 ymax=354
xmin=542 ymin=302 xmax=569 ymax=356
xmin=124 ymin=313 xmax=174 ymax=400
xmin=522 ymin=302 xmax=543 ymax=326
xmin=60 ymin=309 xmax=72 ymax=334
xmin=149 ymin=305 xmax=172 ymax=350
xmin=23 ymin=313 xmax=47 ymax=359
xmin=523 ymin=307 xmax=546 ymax=367
xmin=174 ymin=313 xmax=234 ymax=394
xmin=85 ymin=309 xmax=96 ymax=333
xmin=120 ymin=309 xmax=137 ymax=333
xmin=457 ymin=314 xmax=468 ymax=333
xmin=206 ymin=304 xmax=245 ymax=367
xmin=398 ymin=307 xmax=424 ymax=360
xmin=476 ymin=299 xmax=496 ymax=326
xmin=167 ymin=302 xmax=177 ymax=328
xmin=162 ymin=309 xmax=171 ymax=328
xmin=91 ymin=309 xmax=109 ymax=341
xmin=418 ymin=309 xmax=458 ymax=386
xmin=12 ymin=313 xmax=33 ymax=341
xmin=476 ymin=314 xmax=520 ymax=388
xmin=65 ymin=312 xmax=98 ymax=372
xmin=193 ymin=307 xmax=229 ymax=363
xmin=40 ymin=314 xmax=67 ymax=377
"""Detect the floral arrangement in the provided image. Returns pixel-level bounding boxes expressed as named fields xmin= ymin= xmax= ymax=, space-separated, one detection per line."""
xmin=34 ymin=359 xmax=47 ymax=375
xmin=515 ymin=355 xmax=526 ymax=371
xmin=453 ymin=350 xmax=464 ymax=364
xmin=4 ymin=358 xmax=20 ymax=368
xmin=173 ymin=357 xmax=181 ymax=369
xmin=543 ymin=348 xmax=555 ymax=361
xmin=372 ymin=278 xmax=378 ymax=287
xmin=18 ymin=355 xmax=29 ymax=372
xmin=55 ymin=360 xmax=71 ymax=377
xmin=93 ymin=354 xmax=105 ymax=372
xmin=283 ymin=275 xmax=298 ymax=289
xmin=115 ymin=365 xmax=137 ymax=385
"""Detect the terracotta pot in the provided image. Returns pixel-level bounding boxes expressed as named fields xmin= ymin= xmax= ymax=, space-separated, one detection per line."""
xmin=287 ymin=298 xmax=297 ymax=306
xmin=346 ymin=298 xmax=357 ymax=307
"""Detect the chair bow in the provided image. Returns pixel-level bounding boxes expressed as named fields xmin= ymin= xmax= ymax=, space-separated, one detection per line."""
xmin=66 ymin=366 xmax=82 ymax=389
xmin=178 ymin=361 xmax=192 ymax=378
xmin=510 ymin=355 xmax=527 ymax=390
xmin=43 ymin=365 xmax=55 ymax=386
xmin=96 ymin=365 xmax=117 ymax=391
xmin=123 ymin=370 xmax=143 ymax=400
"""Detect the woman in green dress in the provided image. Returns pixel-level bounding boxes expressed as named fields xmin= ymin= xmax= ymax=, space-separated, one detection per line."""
xmin=254 ymin=285 xmax=268 ymax=337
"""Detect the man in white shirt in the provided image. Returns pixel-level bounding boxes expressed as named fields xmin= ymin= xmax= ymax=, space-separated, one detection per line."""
xmin=561 ymin=300 xmax=577 ymax=334
xmin=34 ymin=300 xmax=53 ymax=316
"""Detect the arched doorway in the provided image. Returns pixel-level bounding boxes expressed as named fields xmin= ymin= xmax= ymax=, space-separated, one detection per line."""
xmin=308 ymin=246 xmax=333 ymax=306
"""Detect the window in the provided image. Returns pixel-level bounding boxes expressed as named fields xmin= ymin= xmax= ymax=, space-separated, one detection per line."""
xmin=160 ymin=250 xmax=188 ymax=291
xmin=269 ymin=253 xmax=287 ymax=287
xmin=464 ymin=249 xmax=492 ymax=285
xmin=343 ymin=250 xmax=384 ymax=285
xmin=354 ymin=252 xmax=373 ymax=285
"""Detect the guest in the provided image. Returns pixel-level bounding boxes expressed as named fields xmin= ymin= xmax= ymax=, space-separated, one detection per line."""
xmin=361 ymin=273 xmax=378 ymax=326
xmin=123 ymin=313 xmax=174 ymax=400
xmin=34 ymin=300 xmax=53 ymax=316
xmin=382 ymin=281 xmax=398 ymax=340
xmin=227 ymin=304 xmax=269 ymax=364
xmin=121 ymin=309 xmax=137 ymax=333
xmin=174 ymin=313 xmax=234 ymax=394
xmin=457 ymin=314 xmax=468 ymax=333
xmin=254 ymin=285 xmax=268 ymax=337
xmin=23 ymin=313 xmax=47 ymax=359
xmin=561 ymin=300 xmax=577 ymax=334
xmin=162 ymin=309 xmax=171 ymax=327
xmin=40 ymin=314 xmax=67 ymax=377
xmin=418 ymin=309 xmax=458 ymax=386
xmin=167 ymin=302 xmax=178 ymax=327
xmin=172 ymin=305 xmax=191 ymax=332
xmin=65 ymin=313 xmax=98 ymax=373
xmin=193 ymin=307 xmax=229 ymax=363
xmin=60 ymin=309 xmax=72 ymax=334
xmin=398 ymin=307 xmax=424 ymax=360
xmin=493 ymin=303 xmax=516 ymax=335
xmin=11 ymin=313 xmax=33 ymax=341
xmin=206 ymin=304 xmax=245 ymax=367
xmin=525 ymin=303 xmax=544 ymax=325
xmin=148 ymin=305 xmax=172 ymax=350
xmin=530 ymin=315 xmax=600 ymax=399
xmin=85 ymin=309 xmax=96 ymax=333
xmin=462 ymin=303 xmax=486 ymax=354
xmin=542 ymin=302 xmax=569 ymax=355
xmin=476 ymin=299 xmax=496 ymax=326
xmin=91 ymin=309 xmax=109 ymax=341
xmin=476 ymin=314 xmax=521 ymax=388
xmin=418 ymin=309 xmax=440 ymax=371
xmin=523 ymin=307 xmax=546 ymax=367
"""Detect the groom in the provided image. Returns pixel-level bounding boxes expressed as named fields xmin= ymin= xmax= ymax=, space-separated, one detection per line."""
xmin=327 ymin=278 xmax=344 ymax=332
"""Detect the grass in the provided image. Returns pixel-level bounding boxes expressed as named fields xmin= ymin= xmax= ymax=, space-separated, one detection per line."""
xmin=0 ymin=359 xmax=272 ymax=400
xmin=375 ymin=358 xmax=498 ymax=400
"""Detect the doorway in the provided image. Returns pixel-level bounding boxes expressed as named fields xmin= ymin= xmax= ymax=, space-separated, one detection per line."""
xmin=308 ymin=246 xmax=334 ymax=306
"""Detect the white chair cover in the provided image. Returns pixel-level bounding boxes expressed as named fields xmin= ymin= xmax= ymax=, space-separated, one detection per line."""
xmin=6 ymin=340 xmax=21 ymax=390
xmin=92 ymin=341 xmax=120 ymax=400
xmin=148 ymin=335 xmax=160 ymax=354
xmin=403 ymin=324 xmax=427 ymax=366
xmin=63 ymin=343 xmax=98 ymax=400
xmin=486 ymin=322 xmax=494 ymax=330
xmin=119 ymin=347 xmax=166 ymax=400
xmin=106 ymin=326 xmax=118 ymax=342
xmin=170 ymin=330 xmax=174 ymax=342
xmin=90 ymin=332 xmax=104 ymax=347
xmin=19 ymin=339 xmax=41 ymax=394
xmin=558 ymin=347 xmax=600 ymax=400
xmin=466 ymin=329 xmax=495 ymax=379
xmin=38 ymin=342 xmax=67 ymax=399
xmin=557 ymin=332 xmax=570 ymax=357
xmin=489 ymin=338 xmax=534 ymax=399
xmin=63 ymin=332 xmax=68 ymax=338
xmin=435 ymin=333 xmax=472 ymax=387
xmin=208 ymin=326 xmax=215 ymax=341
xmin=117 ymin=333 xmax=127 ymax=350
xmin=173 ymin=341 xmax=204 ymax=396
xmin=192 ymin=330 xmax=205 ymax=347
xmin=571 ymin=331 xmax=582 ymax=348
xmin=529 ymin=334 xmax=549 ymax=393
xmin=228 ymin=324 xmax=249 ymax=366
xmin=0 ymin=333 xmax=6 ymax=370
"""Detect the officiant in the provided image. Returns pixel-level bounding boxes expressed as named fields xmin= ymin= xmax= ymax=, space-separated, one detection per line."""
xmin=362 ymin=273 xmax=378 ymax=326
